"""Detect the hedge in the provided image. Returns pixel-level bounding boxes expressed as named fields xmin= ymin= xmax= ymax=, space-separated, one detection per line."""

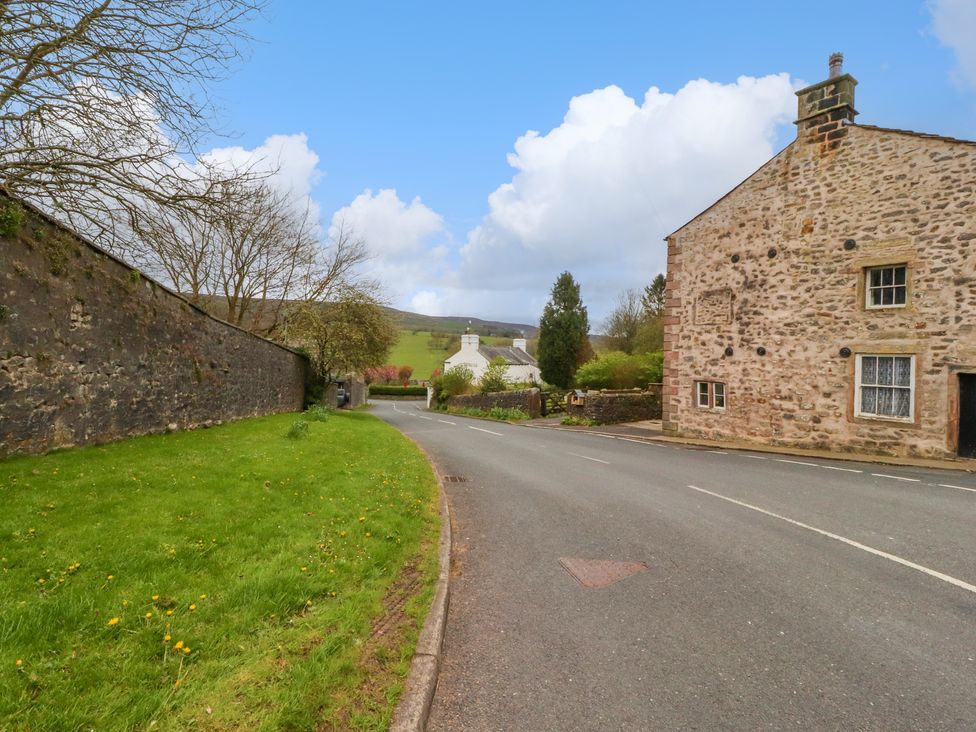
xmin=368 ymin=385 xmax=428 ymax=396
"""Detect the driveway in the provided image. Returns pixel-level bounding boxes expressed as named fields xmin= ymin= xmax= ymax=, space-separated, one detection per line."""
xmin=374 ymin=400 xmax=976 ymax=731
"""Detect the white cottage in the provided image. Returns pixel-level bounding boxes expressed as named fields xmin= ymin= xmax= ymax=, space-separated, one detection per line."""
xmin=443 ymin=335 xmax=540 ymax=383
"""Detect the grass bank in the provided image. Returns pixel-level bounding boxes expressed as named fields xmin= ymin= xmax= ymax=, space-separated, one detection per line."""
xmin=0 ymin=410 xmax=439 ymax=731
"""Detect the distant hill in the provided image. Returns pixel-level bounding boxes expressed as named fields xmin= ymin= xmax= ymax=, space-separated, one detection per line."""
xmin=384 ymin=307 xmax=538 ymax=337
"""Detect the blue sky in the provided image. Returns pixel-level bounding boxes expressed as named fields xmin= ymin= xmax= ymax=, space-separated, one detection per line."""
xmin=199 ymin=1 xmax=976 ymax=325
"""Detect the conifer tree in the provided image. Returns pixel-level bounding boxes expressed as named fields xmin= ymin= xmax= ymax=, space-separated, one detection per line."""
xmin=537 ymin=271 xmax=592 ymax=388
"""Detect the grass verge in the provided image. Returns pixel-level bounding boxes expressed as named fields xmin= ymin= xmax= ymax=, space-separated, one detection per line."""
xmin=435 ymin=405 xmax=530 ymax=422
xmin=0 ymin=410 xmax=439 ymax=731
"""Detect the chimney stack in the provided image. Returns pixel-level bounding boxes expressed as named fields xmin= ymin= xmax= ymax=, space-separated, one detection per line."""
xmin=794 ymin=53 xmax=857 ymax=148
xmin=513 ymin=338 xmax=527 ymax=352
xmin=461 ymin=334 xmax=480 ymax=350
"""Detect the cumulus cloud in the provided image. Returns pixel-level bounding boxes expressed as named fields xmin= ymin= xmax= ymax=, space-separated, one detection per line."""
xmin=450 ymin=73 xmax=796 ymax=321
xmin=930 ymin=0 xmax=976 ymax=87
xmin=330 ymin=189 xmax=448 ymax=306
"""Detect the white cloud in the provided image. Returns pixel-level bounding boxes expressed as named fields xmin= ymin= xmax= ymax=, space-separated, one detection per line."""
xmin=930 ymin=0 xmax=976 ymax=87
xmin=449 ymin=74 xmax=796 ymax=321
xmin=330 ymin=189 xmax=448 ymax=306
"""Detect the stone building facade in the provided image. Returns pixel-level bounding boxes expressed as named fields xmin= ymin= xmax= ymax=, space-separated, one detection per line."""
xmin=662 ymin=56 xmax=976 ymax=460
xmin=0 ymin=193 xmax=308 ymax=457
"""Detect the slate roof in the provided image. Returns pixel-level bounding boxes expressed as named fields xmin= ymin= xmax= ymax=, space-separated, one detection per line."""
xmin=478 ymin=345 xmax=537 ymax=366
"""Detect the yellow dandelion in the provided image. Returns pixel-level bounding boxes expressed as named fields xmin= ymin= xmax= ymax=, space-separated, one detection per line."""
xmin=365 ymin=532 xmax=371 ymax=537
xmin=145 ymin=612 xmax=153 ymax=619
xmin=37 ymin=578 xmax=45 ymax=585
xmin=189 ymin=604 xmax=196 ymax=611
xmin=300 ymin=567 xmax=308 ymax=572
xmin=164 ymin=634 xmax=171 ymax=642
xmin=174 ymin=678 xmax=181 ymax=687
xmin=199 ymin=594 xmax=206 ymax=600
xmin=339 ymin=531 xmax=347 ymax=538
xmin=166 ymin=610 xmax=173 ymax=616
xmin=152 ymin=594 xmax=159 ymax=601
xmin=183 ymin=647 xmax=191 ymax=655
xmin=106 ymin=575 xmax=114 ymax=581
xmin=122 ymin=600 xmax=129 ymax=607
xmin=15 ymin=659 xmax=22 ymax=667
xmin=173 ymin=640 xmax=184 ymax=650
xmin=358 ymin=516 xmax=365 ymax=523
xmin=107 ymin=617 xmax=120 ymax=626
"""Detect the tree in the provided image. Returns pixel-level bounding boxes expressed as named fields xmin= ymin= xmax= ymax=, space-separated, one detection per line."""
xmin=0 ymin=1 xmax=263 ymax=245
xmin=537 ymin=271 xmax=591 ymax=389
xmin=286 ymin=291 xmax=398 ymax=384
xmin=641 ymin=273 xmax=667 ymax=317
xmin=603 ymin=289 xmax=643 ymax=354
xmin=397 ymin=365 xmax=414 ymax=383
xmin=479 ymin=356 xmax=509 ymax=394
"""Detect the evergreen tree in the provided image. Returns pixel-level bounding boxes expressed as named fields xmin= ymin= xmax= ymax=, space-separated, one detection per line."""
xmin=538 ymin=272 xmax=592 ymax=388
xmin=641 ymin=273 xmax=667 ymax=316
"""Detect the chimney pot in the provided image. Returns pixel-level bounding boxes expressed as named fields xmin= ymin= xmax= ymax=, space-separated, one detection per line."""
xmin=828 ymin=52 xmax=844 ymax=79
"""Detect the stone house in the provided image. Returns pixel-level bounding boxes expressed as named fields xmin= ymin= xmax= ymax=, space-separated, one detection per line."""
xmin=662 ymin=54 xmax=976 ymax=460
xmin=443 ymin=334 xmax=541 ymax=383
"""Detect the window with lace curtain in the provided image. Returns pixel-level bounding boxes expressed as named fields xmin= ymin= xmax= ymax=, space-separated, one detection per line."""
xmin=855 ymin=355 xmax=914 ymax=420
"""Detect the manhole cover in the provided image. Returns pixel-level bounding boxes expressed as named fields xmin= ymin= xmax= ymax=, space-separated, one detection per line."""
xmin=558 ymin=557 xmax=648 ymax=588
xmin=443 ymin=476 xmax=466 ymax=483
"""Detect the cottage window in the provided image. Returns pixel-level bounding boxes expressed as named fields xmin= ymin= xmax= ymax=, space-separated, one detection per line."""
xmin=855 ymin=355 xmax=914 ymax=420
xmin=695 ymin=381 xmax=726 ymax=411
xmin=865 ymin=265 xmax=907 ymax=309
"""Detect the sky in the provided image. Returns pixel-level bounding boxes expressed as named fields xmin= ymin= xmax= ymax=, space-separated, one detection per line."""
xmin=196 ymin=0 xmax=976 ymax=327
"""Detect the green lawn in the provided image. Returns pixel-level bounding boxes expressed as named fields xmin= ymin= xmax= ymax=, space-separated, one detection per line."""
xmin=388 ymin=330 xmax=516 ymax=380
xmin=0 ymin=410 xmax=439 ymax=731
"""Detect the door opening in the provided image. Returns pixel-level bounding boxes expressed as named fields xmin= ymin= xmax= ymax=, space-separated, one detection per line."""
xmin=959 ymin=374 xmax=976 ymax=459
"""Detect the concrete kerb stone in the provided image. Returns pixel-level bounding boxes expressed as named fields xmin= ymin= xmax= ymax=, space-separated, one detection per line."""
xmin=522 ymin=423 xmax=976 ymax=474
xmin=389 ymin=447 xmax=453 ymax=732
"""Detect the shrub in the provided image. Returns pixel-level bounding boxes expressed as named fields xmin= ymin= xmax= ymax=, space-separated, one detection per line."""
xmin=0 ymin=201 xmax=25 ymax=238
xmin=479 ymin=356 xmax=509 ymax=394
xmin=440 ymin=364 xmax=474 ymax=398
xmin=368 ymin=385 xmax=427 ymax=396
xmin=285 ymin=418 xmax=309 ymax=439
xmin=574 ymin=351 xmax=663 ymax=390
xmin=561 ymin=416 xmax=596 ymax=427
xmin=445 ymin=405 xmax=529 ymax=421
xmin=304 ymin=405 xmax=331 ymax=422
xmin=397 ymin=365 xmax=414 ymax=382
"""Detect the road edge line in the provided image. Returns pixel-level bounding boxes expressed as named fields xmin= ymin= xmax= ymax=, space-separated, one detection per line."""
xmin=389 ymin=445 xmax=453 ymax=732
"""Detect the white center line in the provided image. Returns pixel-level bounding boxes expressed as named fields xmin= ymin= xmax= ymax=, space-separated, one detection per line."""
xmin=468 ymin=426 xmax=503 ymax=436
xmin=438 ymin=419 xmax=456 ymax=425
xmin=686 ymin=484 xmax=976 ymax=596
xmin=820 ymin=465 xmax=863 ymax=473
xmin=871 ymin=473 xmax=920 ymax=483
xmin=567 ymin=452 xmax=610 ymax=465
xmin=415 ymin=414 xmax=432 ymax=420
xmin=709 ymin=450 xmax=729 ymax=455
xmin=938 ymin=483 xmax=976 ymax=494
xmin=744 ymin=455 xmax=768 ymax=460
xmin=775 ymin=459 xmax=819 ymax=467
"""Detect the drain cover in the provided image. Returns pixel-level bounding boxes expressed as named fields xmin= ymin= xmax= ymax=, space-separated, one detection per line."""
xmin=443 ymin=475 xmax=466 ymax=483
xmin=558 ymin=557 xmax=648 ymax=588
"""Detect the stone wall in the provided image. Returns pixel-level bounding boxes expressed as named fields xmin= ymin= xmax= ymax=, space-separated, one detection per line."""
xmin=663 ymin=123 xmax=976 ymax=459
xmin=0 ymin=194 xmax=308 ymax=457
xmin=567 ymin=386 xmax=662 ymax=424
xmin=449 ymin=388 xmax=542 ymax=418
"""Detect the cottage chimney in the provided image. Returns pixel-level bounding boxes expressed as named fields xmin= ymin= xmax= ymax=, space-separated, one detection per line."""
xmin=461 ymin=334 xmax=480 ymax=351
xmin=795 ymin=53 xmax=857 ymax=147
xmin=512 ymin=338 xmax=527 ymax=352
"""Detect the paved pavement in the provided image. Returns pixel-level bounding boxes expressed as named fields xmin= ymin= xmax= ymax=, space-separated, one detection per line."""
xmin=373 ymin=400 xmax=976 ymax=731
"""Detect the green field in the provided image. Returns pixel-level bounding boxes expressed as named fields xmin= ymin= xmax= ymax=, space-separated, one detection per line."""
xmin=386 ymin=330 xmax=517 ymax=380
xmin=0 ymin=410 xmax=439 ymax=731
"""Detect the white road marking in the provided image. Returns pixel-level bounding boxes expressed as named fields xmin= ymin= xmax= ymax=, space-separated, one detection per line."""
xmin=438 ymin=419 xmax=457 ymax=425
xmin=415 ymin=414 xmax=432 ymax=421
xmin=686 ymin=484 xmax=976 ymax=596
xmin=939 ymin=483 xmax=976 ymax=494
xmin=744 ymin=455 xmax=768 ymax=460
xmin=820 ymin=465 xmax=863 ymax=473
xmin=775 ymin=459 xmax=819 ymax=467
xmin=567 ymin=452 xmax=610 ymax=465
xmin=468 ymin=426 xmax=503 ymax=436
xmin=709 ymin=450 xmax=729 ymax=455
xmin=872 ymin=473 xmax=920 ymax=483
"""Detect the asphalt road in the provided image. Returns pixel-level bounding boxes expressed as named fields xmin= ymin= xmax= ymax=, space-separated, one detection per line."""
xmin=373 ymin=400 xmax=976 ymax=731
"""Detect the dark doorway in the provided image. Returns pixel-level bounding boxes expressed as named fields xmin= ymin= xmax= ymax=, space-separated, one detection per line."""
xmin=959 ymin=374 xmax=976 ymax=459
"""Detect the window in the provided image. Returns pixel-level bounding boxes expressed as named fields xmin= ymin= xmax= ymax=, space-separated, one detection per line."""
xmin=865 ymin=265 xmax=907 ymax=309
xmin=695 ymin=381 xmax=726 ymax=411
xmin=855 ymin=354 xmax=914 ymax=420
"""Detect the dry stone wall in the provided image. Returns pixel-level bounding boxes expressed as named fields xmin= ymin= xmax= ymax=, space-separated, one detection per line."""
xmin=663 ymin=125 xmax=976 ymax=459
xmin=567 ymin=386 xmax=662 ymax=424
xmin=0 ymin=195 xmax=308 ymax=457
xmin=449 ymin=388 xmax=542 ymax=418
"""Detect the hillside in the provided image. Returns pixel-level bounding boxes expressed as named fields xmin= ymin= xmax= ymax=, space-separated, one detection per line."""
xmin=384 ymin=307 xmax=537 ymax=337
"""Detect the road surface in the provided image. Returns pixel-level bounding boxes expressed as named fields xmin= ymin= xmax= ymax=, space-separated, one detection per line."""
xmin=374 ymin=400 xmax=976 ymax=731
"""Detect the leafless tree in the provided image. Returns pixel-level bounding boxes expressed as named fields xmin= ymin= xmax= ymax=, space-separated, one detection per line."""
xmin=0 ymin=1 xmax=263 ymax=245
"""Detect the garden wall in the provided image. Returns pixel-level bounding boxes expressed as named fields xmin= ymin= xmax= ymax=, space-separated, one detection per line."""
xmin=0 ymin=193 xmax=308 ymax=457
xmin=567 ymin=385 xmax=662 ymax=424
xmin=450 ymin=388 xmax=542 ymax=418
